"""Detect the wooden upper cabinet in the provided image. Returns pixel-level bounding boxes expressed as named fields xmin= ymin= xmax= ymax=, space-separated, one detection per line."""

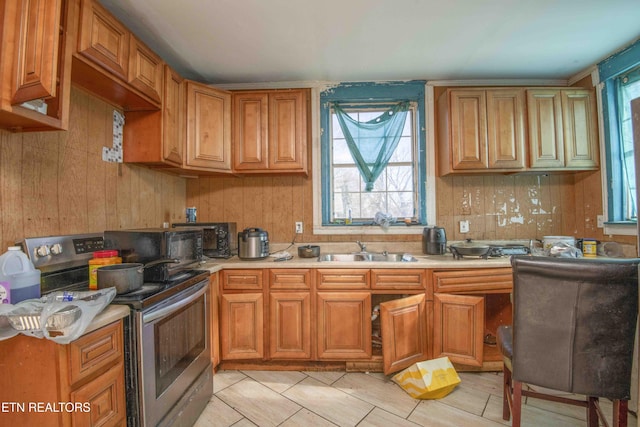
xmin=128 ymin=35 xmax=163 ymax=104
xmin=232 ymin=89 xmax=309 ymax=174
xmin=162 ymin=65 xmax=185 ymax=165
xmin=527 ymin=88 xmax=599 ymax=171
xmin=527 ymin=89 xmax=564 ymax=168
xmin=12 ymin=0 xmax=62 ymax=104
xmin=185 ymin=80 xmax=232 ymax=172
xmin=269 ymin=90 xmax=307 ymax=171
xmin=0 ymin=0 xmax=73 ymax=131
xmin=438 ymin=88 xmax=525 ymax=175
xmin=486 ymin=89 xmax=526 ymax=169
xmin=561 ymin=89 xmax=599 ymax=169
xmin=77 ymin=0 xmax=129 ymax=79
xmin=123 ymin=64 xmax=184 ymax=167
xmin=72 ymin=0 xmax=160 ymax=110
xmin=233 ymin=92 xmax=269 ymax=170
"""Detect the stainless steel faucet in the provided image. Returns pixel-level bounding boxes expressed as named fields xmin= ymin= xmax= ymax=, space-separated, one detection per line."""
xmin=356 ymin=240 xmax=367 ymax=252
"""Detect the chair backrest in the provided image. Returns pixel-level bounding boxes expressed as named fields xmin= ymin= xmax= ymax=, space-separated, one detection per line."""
xmin=511 ymin=256 xmax=639 ymax=399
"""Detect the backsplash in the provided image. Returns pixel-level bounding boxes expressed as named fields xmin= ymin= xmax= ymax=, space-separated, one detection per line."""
xmin=0 ymin=87 xmax=186 ymax=248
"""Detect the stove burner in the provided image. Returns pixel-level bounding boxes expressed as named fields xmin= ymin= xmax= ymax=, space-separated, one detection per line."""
xmin=489 ymin=244 xmax=530 ymax=257
xmin=450 ymin=244 xmax=530 ymax=259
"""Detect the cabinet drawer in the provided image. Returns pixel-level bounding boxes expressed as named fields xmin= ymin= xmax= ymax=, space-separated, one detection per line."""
xmin=316 ymin=269 xmax=369 ymax=290
xmin=371 ymin=269 xmax=426 ymax=290
xmin=433 ymin=268 xmax=512 ymax=293
xmin=270 ymin=269 xmax=311 ymax=289
xmin=68 ymin=320 xmax=123 ymax=387
xmin=70 ymin=362 xmax=126 ymax=427
xmin=222 ymin=269 xmax=264 ymax=290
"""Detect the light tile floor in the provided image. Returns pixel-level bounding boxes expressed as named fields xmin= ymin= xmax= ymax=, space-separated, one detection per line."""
xmin=195 ymin=370 xmax=638 ymax=427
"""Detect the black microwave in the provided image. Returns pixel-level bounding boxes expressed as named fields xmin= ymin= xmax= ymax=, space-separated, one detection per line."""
xmin=173 ymin=222 xmax=237 ymax=259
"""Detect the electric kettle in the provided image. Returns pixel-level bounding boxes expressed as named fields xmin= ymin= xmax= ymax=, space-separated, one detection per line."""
xmin=422 ymin=226 xmax=447 ymax=255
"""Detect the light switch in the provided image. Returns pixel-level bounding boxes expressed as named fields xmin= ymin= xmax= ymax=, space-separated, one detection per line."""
xmin=459 ymin=220 xmax=469 ymax=233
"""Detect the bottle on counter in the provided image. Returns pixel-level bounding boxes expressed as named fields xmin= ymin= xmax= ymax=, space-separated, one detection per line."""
xmin=0 ymin=246 xmax=41 ymax=304
xmin=89 ymin=250 xmax=122 ymax=290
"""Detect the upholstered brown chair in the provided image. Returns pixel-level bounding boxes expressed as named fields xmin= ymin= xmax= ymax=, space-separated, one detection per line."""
xmin=497 ymin=255 xmax=640 ymax=427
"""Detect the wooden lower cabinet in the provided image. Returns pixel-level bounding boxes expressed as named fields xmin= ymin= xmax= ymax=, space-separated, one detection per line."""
xmin=317 ymin=291 xmax=372 ymax=360
xmin=218 ymin=267 xmax=511 ymax=373
xmin=0 ymin=319 xmax=126 ymax=426
xmin=270 ymin=291 xmax=311 ymax=359
xmin=220 ymin=292 xmax=264 ymax=360
xmin=432 ymin=268 xmax=513 ymax=371
xmin=380 ymin=293 xmax=429 ymax=374
xmin=434 ymin=293 xmax=485 ymax=367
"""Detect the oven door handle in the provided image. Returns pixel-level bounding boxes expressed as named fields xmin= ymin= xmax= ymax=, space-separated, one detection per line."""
xmin=143 ymin=281 xmax=208 ymax=324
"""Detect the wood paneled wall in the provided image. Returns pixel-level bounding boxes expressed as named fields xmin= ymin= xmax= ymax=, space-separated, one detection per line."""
xmin=0 ymin=87 xmax=186 ymax=248
xmin=186 ymin=169 xmax=623 ymax=245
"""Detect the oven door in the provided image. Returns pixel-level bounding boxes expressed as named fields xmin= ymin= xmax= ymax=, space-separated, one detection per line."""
xmin=138 ymin=279 xmax=211 ymax=427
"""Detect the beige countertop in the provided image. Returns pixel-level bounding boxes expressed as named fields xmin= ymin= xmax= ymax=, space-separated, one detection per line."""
xmin=83 ymin=304 xmax=130 ymax=335
xmin=197 ymin=243 xmax=514 ymax=272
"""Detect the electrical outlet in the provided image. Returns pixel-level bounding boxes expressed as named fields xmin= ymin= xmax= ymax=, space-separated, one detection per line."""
xmin=295 ymin=222 xmax=304 ymax=234
xmin=459 ymin=220 xmax=469 ymax=233
xmin=597 ymin=215 xmax=604 ymax=228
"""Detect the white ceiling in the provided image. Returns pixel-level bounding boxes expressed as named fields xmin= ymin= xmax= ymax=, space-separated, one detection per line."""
xmin=99 ymin=0 xmax=640 ymax=85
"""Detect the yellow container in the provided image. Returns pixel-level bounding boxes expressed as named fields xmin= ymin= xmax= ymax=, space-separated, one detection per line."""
xmin=89 ymin=250 xmax=121 ymax=290
xmin=582 ymin=239 xmax=597 ymax=258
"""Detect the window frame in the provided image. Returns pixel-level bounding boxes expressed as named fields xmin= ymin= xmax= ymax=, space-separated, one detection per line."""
xmin=328 ymin=102 xmax=419 ymax=224
xmin=314 ymin=81 xmax=433 ymax=235
xmin=598 ymin=38 xmax=640 ymax=236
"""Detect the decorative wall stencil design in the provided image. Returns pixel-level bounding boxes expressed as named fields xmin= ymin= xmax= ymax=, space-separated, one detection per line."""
xmin=102 ymin=110 xmax=124 ymax=163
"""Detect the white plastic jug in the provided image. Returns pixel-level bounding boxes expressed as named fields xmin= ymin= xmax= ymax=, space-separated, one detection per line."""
xmin=0 ymin=246 xmax=41 ymax=304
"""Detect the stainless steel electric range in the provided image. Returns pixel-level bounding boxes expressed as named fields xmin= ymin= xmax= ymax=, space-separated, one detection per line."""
xmin=21 ymin=232 xmax=213 ymax=427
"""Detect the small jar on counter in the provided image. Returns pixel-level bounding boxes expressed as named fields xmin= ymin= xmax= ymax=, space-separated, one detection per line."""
xmin=582 ymin=239 xmax=597 ymax=258
xmin=89 ymin=250 xmax=122 ymax=290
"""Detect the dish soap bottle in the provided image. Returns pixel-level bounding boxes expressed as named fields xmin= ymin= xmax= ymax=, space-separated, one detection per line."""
xmin=345 ymin=208 xmax=353 ymax=225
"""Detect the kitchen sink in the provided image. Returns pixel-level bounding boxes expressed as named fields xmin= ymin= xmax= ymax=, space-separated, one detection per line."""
xmin=317 ymin=252 xmax=416 ymax=262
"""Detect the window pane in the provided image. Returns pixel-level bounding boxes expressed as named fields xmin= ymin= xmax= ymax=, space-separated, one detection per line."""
xmin=361 ymin=192 xmax=387 ymax=217
xmin=386 ymin=165 xmax=414 ymax=192
xmin=389 ymin=137 xmax=412 ymax=162
xmin=333 ymin=167 xmax=361 ymax=192
xmin=388 ymin=192 xmax=415 ymax=218
xmin=332 ymin=139 xmax=354 ymax=164
xmin=331 ymin=115 xmax=345 ymax=139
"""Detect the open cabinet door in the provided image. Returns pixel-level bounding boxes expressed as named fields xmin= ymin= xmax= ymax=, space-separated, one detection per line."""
xmin=433 ymin=293 xmax=484 ymax=367
xmin=380 ymin=294 xmax=428 ymax=375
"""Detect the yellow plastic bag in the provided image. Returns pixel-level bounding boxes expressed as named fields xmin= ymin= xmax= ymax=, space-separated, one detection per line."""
xmin=392 ymin=357 xmax=461 ymax=399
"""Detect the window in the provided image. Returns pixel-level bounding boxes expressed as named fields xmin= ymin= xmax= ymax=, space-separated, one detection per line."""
xmin=330 ymin=104 xmax=417 ymax=223
xmin=616 ymin=68 xmax=640 ymax=220
xmin=318 ymin=81 xmax=427 ymax=230
xmin=598 ymin=39 xmax=640 ymax=233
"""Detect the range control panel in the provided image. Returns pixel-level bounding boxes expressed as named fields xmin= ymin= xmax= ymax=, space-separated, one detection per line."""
xmin=20 ymin=233 xmax=104 ymax=272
